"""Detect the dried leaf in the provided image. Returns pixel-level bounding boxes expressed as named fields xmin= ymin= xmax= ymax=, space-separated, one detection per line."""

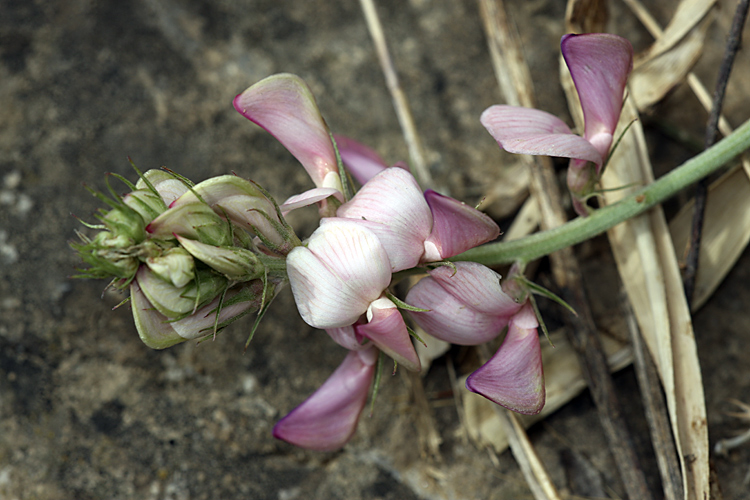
xmin=599 ymin=96 xmax=710 ymax=500
xmin=670 ymin=164 xmax=750 ymax=310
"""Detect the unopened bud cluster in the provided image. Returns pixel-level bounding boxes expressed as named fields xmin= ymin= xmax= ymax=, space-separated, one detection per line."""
xmin=73 ymin=169 xmax=298 ymax=348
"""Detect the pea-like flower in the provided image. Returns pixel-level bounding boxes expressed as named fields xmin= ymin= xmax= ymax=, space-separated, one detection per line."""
xmin=480 ymin=33 xmax=633 ymax=215
xmin=406 ymin=262 xmax=545 ymax=414
xmin=286 ymin=218 xmax=420 ymax=371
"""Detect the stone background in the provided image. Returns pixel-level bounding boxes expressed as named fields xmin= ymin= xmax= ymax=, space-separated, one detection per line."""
xmin=1 ymin=0 xmax=749 ymax=499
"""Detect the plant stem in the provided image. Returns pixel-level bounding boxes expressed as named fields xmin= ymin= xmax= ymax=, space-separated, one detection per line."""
xmin=454 ymin=116 xmax=750 ymax=266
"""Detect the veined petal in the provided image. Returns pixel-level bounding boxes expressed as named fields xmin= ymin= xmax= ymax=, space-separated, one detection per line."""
xmin=359 ymin=297 xmax=420 ymax=372
xmin=273 ymin=347 xmax=378 ymax=451
xmin=480 ymin=105 xmax=603 ymax=166
xmin=334 ymin=134 xmax=389 ymax=185
xmin=337 ymin=167 xmax=432 ymax=272
xmin=465 ymin=303 xmax=545 ymax=415
xmin=233 ymin=74 xmax=342 ymax=192
xmin=429 ymin=262 xmax=522 ymax=317
xmin=423 ymin=190 xmax=500 ymax=261
xmin=561 ymin=33 xmax=633 ymax=159
xmin=406 ymin=273 xmax=510 ymax=345
xmin=287 ymin=220 xmax=391 ymax=329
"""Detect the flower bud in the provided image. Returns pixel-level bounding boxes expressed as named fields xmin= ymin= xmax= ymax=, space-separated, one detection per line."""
xmin=123 ymin=189 xmax=167 ymax=224
xmin=175 ymin=235 xmax=264 ymax=282
xmin=147 ymin=202 xmax=233 ymax=247
xmin=102 ymin=206 xmax=147 ymax=244
xmin=145 ymin=247 xmax=195 ymax=288
xmin=136 ymin=266 xmax=227 ymax=319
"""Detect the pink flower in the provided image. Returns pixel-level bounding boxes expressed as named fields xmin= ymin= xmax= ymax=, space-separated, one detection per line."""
xmin=273 ymin=347 xmax=378 ymax=451
xmin=233 ymin=74 xmax=344 ymax=214
xmin=286 ymin=219 xmax=420 ymax=371
xmin=480 ymin=33 xmax=633 ymax=215
xmin=337 ymin=167 xmax=500 ymax=272
xmin=406 ymin=262 xmax=545 ymax=414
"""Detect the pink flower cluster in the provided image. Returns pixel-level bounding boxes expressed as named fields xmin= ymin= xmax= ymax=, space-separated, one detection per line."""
xmin=234 ymin=74 xmax=545 ymax=451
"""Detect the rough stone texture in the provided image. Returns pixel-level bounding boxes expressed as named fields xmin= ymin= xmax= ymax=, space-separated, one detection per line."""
xmin=1 ymin=1 xmax=749 ymax=499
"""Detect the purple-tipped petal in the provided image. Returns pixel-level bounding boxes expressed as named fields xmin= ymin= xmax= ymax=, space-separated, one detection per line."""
xmin=561 ymin=33 xmax=633 ymax=160
xmin=422 ymin=190 xmax=500 ymax=261
xmin=273 ymin=347 xmax=378 ymax=451
xmin=287 ymin=219 xmax=391 ymax=329
xmin=233 ymin=74 xmax=342 ymax=192
xmin=465 ymin=304 xmax=545 ymax=414
xmin=481 ymin=105 xmax=603 ymax=166
xmin=358 ymin=297 xmax=421 ymax=372
xmin=337 ymin=168 xmax=432 ymax=272
xmin=334 ymin=135 xmax=390 ymax=185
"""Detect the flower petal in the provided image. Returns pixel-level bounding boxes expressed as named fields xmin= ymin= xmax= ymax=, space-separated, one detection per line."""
xmin=429 ymin=262 xmax=521 ymax=316
xmin=326 ymin=324 xmax=368 ymax=351
xmin=280 ymin=187 xmax=342 ymax=214
xmin=358 ymin=297 xmax=421 ymax=372
xmin=287 ymin=219 xmax=391 ymax=329
xmin=273 ymin=347 xmax=378 ymax=451
xmin=233 ymin=74 xmax=342 ymax=192
xmin=334 ymin=134 xmax=389 ymax=185
xmin=465 ymin=303 xmax=545 ymax=414
xmin=337 ymin=167 xmax=432 ymax=272
xmin=422 ymin=190 xmax=500 ymax=261
xmin=480 ymin=105 xmax=603 ymax=166
xmin=406 ymin=276 xmax=511 ymax=345
xmin=561 ymin=33 xmax=633 ymax=159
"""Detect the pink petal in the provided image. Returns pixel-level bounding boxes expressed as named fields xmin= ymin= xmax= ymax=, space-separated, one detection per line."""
xmin=233 ymin=74 xmax=341 ymax=191
xmin=280 ymin=187 xmax=342 ymax=214
xmin=561 ymin=33 xmax=633 ymax=159
xmin=422 ymin=190 xmax=500 ymax=261
xmin=333 ymin=134 xmax=389 ymax=185
xmin=465 ymin=303 xmax=545 ymax=414
xmin=287 ymin=219 xmax=391 ymax=329
xmin=407 ymin=279 xmax=509 ymax=345
xmin=358 ymin=297 xmax=421 ymax=372
xmin=480 ymin=105 xmax=603 ymax=166
xmin=326 ymin=324 xmax=368 ymax=351
xmin=428 ymin=263 xmax=522 ymax=317
xmin=273 ymin=347 xmax=378 ymax=451
xmin=337 ymin=167 xmax=432 ymax=272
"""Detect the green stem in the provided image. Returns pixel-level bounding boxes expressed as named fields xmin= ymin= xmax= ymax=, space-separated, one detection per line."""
xmin=454 ymin=117 xmax=750 ymax=266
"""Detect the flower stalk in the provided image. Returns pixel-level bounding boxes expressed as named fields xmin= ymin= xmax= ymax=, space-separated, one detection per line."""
xmin=454 ymin=115 xmax=750 ymax=266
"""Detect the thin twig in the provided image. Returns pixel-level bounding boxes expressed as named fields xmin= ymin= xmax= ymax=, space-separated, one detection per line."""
xmin=359 ymin=0 xmax=434 ymax=189
xmin=478 ymin=1 xmax=655 ymax=498
xmin=626 ymin=300 xmax=683 ymax=500
xmin=683 ymin=0 xmax=750 ymax=306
